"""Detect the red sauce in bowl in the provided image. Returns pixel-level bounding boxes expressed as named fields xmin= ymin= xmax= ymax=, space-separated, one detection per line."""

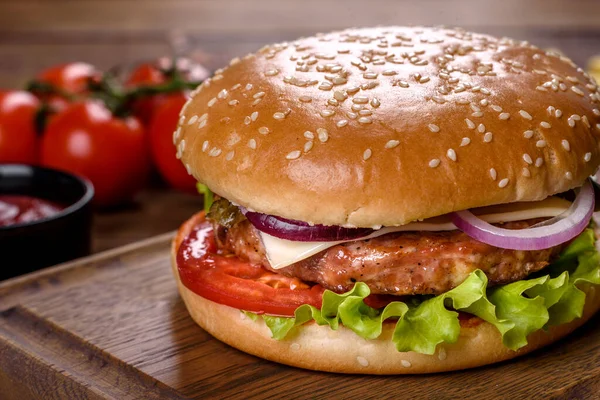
xmin=0 ymin=195 xmax=65 ymax=227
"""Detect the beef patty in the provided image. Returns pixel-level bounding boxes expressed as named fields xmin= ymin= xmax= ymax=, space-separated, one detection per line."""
xmin=213 ymin=219 xmax=563 ymax=296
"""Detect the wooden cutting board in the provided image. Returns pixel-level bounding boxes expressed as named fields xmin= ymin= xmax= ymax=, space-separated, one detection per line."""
xmin=1 ymin=233 xmax=599 ymax=399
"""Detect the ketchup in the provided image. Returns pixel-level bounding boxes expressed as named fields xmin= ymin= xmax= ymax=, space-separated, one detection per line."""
xmin=0 ymin=195 xmax=65 ymax=227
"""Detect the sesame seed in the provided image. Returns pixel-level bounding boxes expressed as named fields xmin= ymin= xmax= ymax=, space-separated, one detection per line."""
xmin=522 ymin=167 xmax=531 ymax=177
xmin=540 ymin=121 xmax=552 ymax=129
xmin=290 ymin=342 xmax=301 ymax=351
xmin=231 ymin=83 xmax=242 ymax=91
xmin=429 ymin=159 xmax=441 ymax=168
xmin=484 ymin=132 xmax=493 ymax=142
xmin=398 ymin=81 xmax=409 ymax=88
xmin=244 ymin=83 xmax=253 ymax=91
xmin=480 ymin=99 xmax=489 ymax=106
xmin=351 ymin=104 xmax=363 ymax=112
xmin=353 ymin=96 xmax=369 ymax=104
xmin=385 ymin=140 xmax=400 ymax=149
xmin=481 ymin=88 xmax=491 ymax=95
xmin=536 ymin=86 xmax=548 ymax=92
xmin=419 ymin=76 xmax=431 ymax=83
xmin=460 ymin=137 xmax=471 ymax=147
xmin=489 ymin=168 xmax=497 ymax=180
xmin=273 ymin=112 xmax=285 ymax=120
xmin=571 ymin=86 xmax=585 ymax=96
xmin=536 ymin=140 xmax=547 ymax=148
xmin=319 ymin=82 xmax=333 ymax=90
xmin=438 ymin=348 xmax=447 ymax=361
xmin=477 ymin=124 xmax=485 ymax=133
xmin=332 ymin=77 xmax=347 ymax=85
xmin=225 ymin=151 xmax=234 ymax=161
xmin=363 ymin=149 xmax=372 ymax=160
xmin=198 ymin=119 xmax=207 ymax=129
xmin=347 ymin=112 xmax=357 ymax=120
xmin=346 ymin=86 xmax=360 ymax=94
xmin=299 ymin=96 xmax=312 ymax=103
xmin=519 ymin=110 xmax=532 ymax=120
xmin=555 ymin=109 xmax=563 ymax=118
xmin=472 ymin=111 xmax=484 ymax=118
xmin=253 ymin=92 xmax=265 ymax=99
xmin=304 ymin=130 xmax=314 ymax=139
xmin=465 ymin=119 xmax=475 ymax=129
xmin=363 ymin=72 xmax=378 ymax=79
xmin=593 ymin=109 xmax=600 ymax=116
xmin=561 ymin=140 xmax=571 ymax=151
xmin=498 ymin=178 xmax=509 ymax=188
xmin=202 ymin=140 xmax=209 ymax=152
xmin=597 ymin=124 xmax=600 ymax=130
xmin=584 ymin=152 xmax=592 ymax=162
xmin=228 ymin=100 xmax=239 ymax=106
xmin=456 ymin=99 xmax=469 ymax=105
xmin=535 ymin=157 xmax=544 ymax=167
xmin=217 ymin=89 xmax=229 ymax=99
xmin=428 ymin=124 xmax=440 ymax=133
xmin=523 ymin=153 xmax=533 ymax=164
xmin=286 ymin=150 xmax=301 ymax=160
xmin=258 ymin=127 xmax=270 ymax=135
xmin=251 ymin=111 xmax=259 ymax=121
xmin=357 ymin=356 xmax=369 ymax=367
xmin=358 ymin=117 xmax=373 ymax=124
xmin=490 ymin=105 xmax=502 ymax=112
xmin=187 ymin=115 xmax=199 ymax=125
xmin=371 ymin=98 xmax=381 ymax=108
xmin=208 ymin=147 xmax=221 ymax=157
xmin=447 ymin=148 xmax=457 ymax=161
xmin=208 ymin=98 xmax=217 ymax=107
xmin=244 ymin=116 xmax=252 ymax=125
xmin=252 ymin=99 xmax=261 ymax=106
xmin=264 ymin=68 xmax=279 ymax=76
xmin=334 ymin=91 xmax=348 ymax=101
xmin=247 ymin=139 xmax=257 ymax=149
xmin=336 ymin=119 xmax=348 ymax=128
xmin=582 ymin=115 xmax=591 ymax=128
xmin=499 ymin=113 xmax=510 ymax=120
xmin=303 ymin=141 xmax=313 ymax=152
xmin=401 ymin=360 xmax=412 ymax=368
xmin=320 ymin=109 xmax=335 ymax=118
xmin=547 ymin=106 xmax=555 ymax=116
xmin=172 ymin=128 xmax=181 ymax=144
xmin=317 ymin=128 xmax=329 ymax=142
xmin=565 ymin=171 xmax=573 ymax=180
xmin=327 ymin=99 xmax=338 ymax=106
xmin=471 ymin=104 xmax=481 ymax=113
xmin=568 ymin=118 xmax=576 ymax=128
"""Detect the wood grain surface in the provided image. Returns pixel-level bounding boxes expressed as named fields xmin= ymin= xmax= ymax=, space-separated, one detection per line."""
xmin=1 ymin=236 xmax=599 ymax=399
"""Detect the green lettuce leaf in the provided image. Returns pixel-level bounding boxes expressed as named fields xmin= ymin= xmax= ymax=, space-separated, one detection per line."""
xmin=246 ymin=228 xmax=600 ymax=354
xmin=196 ymin=183 xmax=214 ymax=213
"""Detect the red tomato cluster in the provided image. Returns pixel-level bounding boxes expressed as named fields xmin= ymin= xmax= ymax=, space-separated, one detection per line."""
xmin=0 ymin=60 xmax=208 ymax=207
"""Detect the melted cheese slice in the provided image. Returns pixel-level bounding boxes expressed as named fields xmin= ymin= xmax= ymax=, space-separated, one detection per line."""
xmin=261 ymin=197 xmax=572 ymax=269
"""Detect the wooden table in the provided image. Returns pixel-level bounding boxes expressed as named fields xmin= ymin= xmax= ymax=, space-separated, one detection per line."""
xmin=1 ymin=0 xmax=599 ymax=252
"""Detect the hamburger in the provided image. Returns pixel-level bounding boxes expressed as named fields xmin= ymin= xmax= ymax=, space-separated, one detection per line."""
xmin=171 ymin=26 xmax=600 ymax=374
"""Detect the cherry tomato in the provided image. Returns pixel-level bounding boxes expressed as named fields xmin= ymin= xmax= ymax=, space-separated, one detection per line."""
xmin=125 ymin=58 xmax=209 ymax=124
xmin=41 ymin=101 xmax=149 ymax=207
xmin=0 ymin=91 xmax=41 ymax=164
xmin=36 ymin=62 xmax=101 ymax=112
xmin=148 ymin=94 xmax=197 ymax=192
xmin=125 ymin=63 xmax=168 ymax=125
xmin=177 ymin=218 xmax=325 ymax=316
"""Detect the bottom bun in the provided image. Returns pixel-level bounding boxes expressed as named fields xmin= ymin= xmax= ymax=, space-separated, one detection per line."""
xmin=171 ymin=212 xmax=600 ymax=374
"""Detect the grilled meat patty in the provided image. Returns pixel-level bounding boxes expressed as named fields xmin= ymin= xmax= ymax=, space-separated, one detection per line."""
xmin=213 ymin=219 xmax=563 ymax=296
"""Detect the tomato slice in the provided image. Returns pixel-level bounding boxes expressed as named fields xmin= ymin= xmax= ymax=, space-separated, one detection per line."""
xmin=177 ymin=221 xmax=325 ymax=316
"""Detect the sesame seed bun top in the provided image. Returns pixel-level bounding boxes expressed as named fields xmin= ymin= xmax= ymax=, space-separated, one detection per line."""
xmin=175 ymin=26 xmax=600 ymax=228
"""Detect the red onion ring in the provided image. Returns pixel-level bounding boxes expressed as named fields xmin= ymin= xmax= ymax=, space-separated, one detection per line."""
xmin=242 ymin=210 xmax=373 ymax=242
xmin=451 ymin=179 xmax=595 ymax=250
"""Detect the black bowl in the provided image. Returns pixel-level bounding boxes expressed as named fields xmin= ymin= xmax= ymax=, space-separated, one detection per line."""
xmin=0 ymin=164 xmax=94 ymax=280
